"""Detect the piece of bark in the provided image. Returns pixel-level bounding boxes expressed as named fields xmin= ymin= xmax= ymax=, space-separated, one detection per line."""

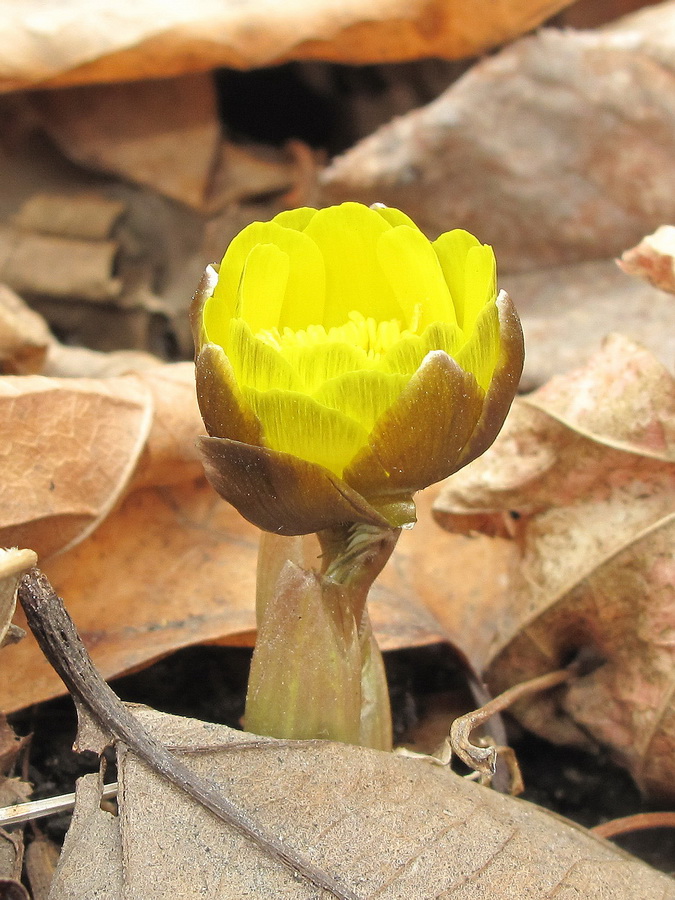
xmin=26 ymin=74 xmax=221 ymax=210
xmin=322 ymin=5 xmax=675 ymax=272
xmin=0 ymin=284 xmax=52 ymax=374
xmin=0 ymin=1 xmax=573 ymax=92
xmin=0 ymin=226 xmax=121 ymax=301
xmin=13 ymin=193 xmax=126 ymax=241
xmin=502 ymin=258 xmax=675 ymax=390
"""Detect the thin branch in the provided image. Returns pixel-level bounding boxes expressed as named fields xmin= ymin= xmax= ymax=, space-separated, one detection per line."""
xmin=18 ymin=568 xmax=359 ymax=900
xmin=450 ymin=667 xmax=575 ymax=776
xmin=592 ymin=811 xmax=675 ymax=839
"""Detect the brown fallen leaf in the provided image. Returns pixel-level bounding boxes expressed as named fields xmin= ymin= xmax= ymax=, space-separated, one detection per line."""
xmin=433 ymin=334 xmax=675 ymax=798
xmin=0 ymin=1 xmax=572 ymax=92
xmin=48 ymin=708 xmax=675 ymax=899
xmin=0 ymin=285 xmax=52 ymax=375
xmin=504 ymin=258 xmax=675 ymax=390
xmin=0 ymin=374 xmax=153 ymax=559
xmin=26 ymin=74 xmax=221 ymax=209
xmin=322 ymin=3 xmax=675 ymax=272
xmin=619 ymin=225 xmax=675 ymax=295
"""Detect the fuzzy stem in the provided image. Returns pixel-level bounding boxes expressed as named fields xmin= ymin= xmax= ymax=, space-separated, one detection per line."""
xmin=244 ymin=524 xmax=399 ymax=750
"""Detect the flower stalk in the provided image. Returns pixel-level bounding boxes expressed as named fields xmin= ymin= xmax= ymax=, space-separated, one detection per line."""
xmin=244 ymin=524 xmax=399 ymax=749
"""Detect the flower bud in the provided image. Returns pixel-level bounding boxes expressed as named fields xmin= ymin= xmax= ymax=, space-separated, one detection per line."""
xmin=192 ymin=202 xmax=524 ymax=534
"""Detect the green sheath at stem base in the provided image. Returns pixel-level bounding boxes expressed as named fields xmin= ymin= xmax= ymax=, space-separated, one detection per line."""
xmin=244 ymin=524 xmax=399 ymax=750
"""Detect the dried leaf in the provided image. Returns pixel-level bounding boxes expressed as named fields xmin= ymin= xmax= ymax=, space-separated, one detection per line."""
xmin=0 ymin=285 xmax=52 ymax=375
xmin=434 ymin=335 xmax=675 ymax=798
xmin=48 ymin=708 xmax=675 ymax=899
xmin=322 ymin=5 xmax=675 ymax=272
xmin=26 ymin=75 xmax=221 ymax=209
xmin=12 ymin=193 xmax=126 ymax=241
xmin=0 ymin=1 xmax=572 ymax=91
xmin=504 ymin=258 xmax=675 ymax=390
xmin=0 ymin=225 xmax=122 ymax=302
xmin=0 ymin=374 xmax=153 ymax=559
xmin=619 ymin=225 xmax=675 ymax=295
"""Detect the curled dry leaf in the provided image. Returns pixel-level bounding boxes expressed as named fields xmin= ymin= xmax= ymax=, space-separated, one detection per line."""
xmin=619 ymin=225 xmax=675 ymax=295
xmin=0 ymin=0 xmax=571 ymax=91
xmin=48 ymin=708 xmax=675 ymax=900
xmin=0 ymin=373 xmax=153 ymax=559
xmin=0 ymin=362 xmax=205 ymax=562
xmin=433 ymin=334 xmax=675 ymax=798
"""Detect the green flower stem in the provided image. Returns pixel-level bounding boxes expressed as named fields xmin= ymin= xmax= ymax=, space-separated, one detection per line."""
xmin=244 ymin=524 xmax=400 ymax=750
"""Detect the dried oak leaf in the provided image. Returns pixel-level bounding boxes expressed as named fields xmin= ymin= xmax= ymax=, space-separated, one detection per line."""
xmin=619 ymin=225 xmax=675 ymax=295
xmin=0 ymin=0 xmax=572 ymax=91
xmin=433 ymin=334 xmax=675 ymax=799
xmin=48 ymin=708 xmax=675 ymax=900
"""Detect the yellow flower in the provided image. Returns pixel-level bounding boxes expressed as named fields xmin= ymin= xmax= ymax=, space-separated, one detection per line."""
xmin=191 ymin=202 xmax=523 ymax=534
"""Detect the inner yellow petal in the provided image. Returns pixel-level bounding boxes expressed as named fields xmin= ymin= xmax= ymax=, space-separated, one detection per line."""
xmin=377 ymin=225 xmax=455 ymax=330
xmin=215 ymin=220 xmax=326 ymax=332
xmin=243 ymin=387 xmax=369 ymax=477
xmin=380 ymin=320 xmax=465 ymax=376
xmin=238 ymin=243 xmax=288 ymax=334
xmin=303 ymin=202 xmax=402 ymax=328
xmin=372 ymin=205 xmax=420 ymax=230
xmin=433 ymin=229 xmax=484 ymax=329
xmin=461 ymin=244 xmax=497 ymax=336
xmin=280 ymin=340 xmax=371 ymax=393
xmin=272 ymin=207 xmax=317 ymax=231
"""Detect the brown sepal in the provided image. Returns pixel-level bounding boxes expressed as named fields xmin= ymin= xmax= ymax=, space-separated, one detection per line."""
xmin=199 ymin=435 xmax=391 ymax=535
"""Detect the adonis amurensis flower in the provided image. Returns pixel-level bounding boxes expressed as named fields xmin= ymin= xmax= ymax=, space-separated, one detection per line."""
xmin=191 ymin=202 xmax=524 ymax=535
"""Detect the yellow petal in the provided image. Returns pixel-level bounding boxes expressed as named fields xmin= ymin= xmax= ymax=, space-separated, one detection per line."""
xmin=377 ymin=225 xmax=455 ymax=329
xmin=462 ymin=244 xmax=497 ymax=335
xmin=214 ymin=220 xmax=326 ymax=332
xmin=282 ymin=340 xmax=371 ymax=393
xmin=238 ymin=243 xmax=289 ymax=335
xmin=433 ymin=229 xmax=492 ymax=329
xmin=303 ymin=203 xmax=401 ymax=328
xmin=454 ymin=299 xmax=500 ymax=391
xmin=243 ymin=388 xmax=369 ymax=477
xmin=372 ymin=206 xmax=419 ymax=229
xmin=272 ymin=207 xmax=317 ymax=231
xmin=227 ymin=318 xmax=302 ymax=392
xmin=313 ymin=369 xmax=410 ymax=432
